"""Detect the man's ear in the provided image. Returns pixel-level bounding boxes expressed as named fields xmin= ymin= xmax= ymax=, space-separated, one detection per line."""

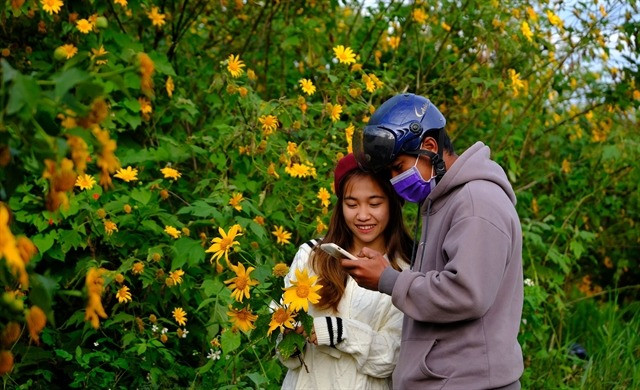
xmin=420 ymin=136 xmax=438 ymax=154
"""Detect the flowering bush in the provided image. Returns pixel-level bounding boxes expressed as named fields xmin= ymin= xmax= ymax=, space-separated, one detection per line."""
xmin=0 ymin=0 xmax=639 ymax=388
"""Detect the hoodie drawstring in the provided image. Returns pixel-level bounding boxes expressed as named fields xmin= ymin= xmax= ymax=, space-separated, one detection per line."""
xmin=410 ymin=198 xmax=432 ymax=271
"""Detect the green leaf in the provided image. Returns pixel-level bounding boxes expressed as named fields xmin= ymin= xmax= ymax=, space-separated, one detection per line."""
xmin=246 ymin=372 xmax=267 ymax=386
xmin=32 ymin=231 xmax=56 ymax=254
xmin=278 ymin=332 xmax=305 ymax=360
xmin=221 ymin=329 xmax=241 ymax=354
xmin=149 ymin=52 xmax=176 ymax=76
xmin=202 ymin=279 xmax=224 ymax=297
xmin=59 ymin=229 xmax=84 ymax=253
xmin=172 ymin=237 xmax=205 ymax=267
xmin=7 ymin=73 xmax=40 ymax=116
xmin=1 ymin=59 xmax=18 ymax=82
xmin=130 ymin=188 xmax=151 ymax=205
xmin=53 ymin=68 xmax=90 ymax=99
xmin=55 ymin=349 xmax=73 ymax=361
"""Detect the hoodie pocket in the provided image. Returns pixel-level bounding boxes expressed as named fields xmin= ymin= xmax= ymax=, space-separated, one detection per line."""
xmin=418 ymin=339 xmax=449 ymax=380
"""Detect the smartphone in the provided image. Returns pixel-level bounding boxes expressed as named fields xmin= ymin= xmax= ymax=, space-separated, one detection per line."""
xmin=319 ymin=243 xmax=358 ymax=261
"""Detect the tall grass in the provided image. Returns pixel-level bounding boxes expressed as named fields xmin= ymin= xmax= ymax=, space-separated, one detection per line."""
xmin=524 ymin=294 xmax=640 ymax=389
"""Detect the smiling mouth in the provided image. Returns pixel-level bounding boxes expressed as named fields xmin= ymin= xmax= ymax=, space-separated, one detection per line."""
xmin=356 ymin=224 xmax=376 ymax=232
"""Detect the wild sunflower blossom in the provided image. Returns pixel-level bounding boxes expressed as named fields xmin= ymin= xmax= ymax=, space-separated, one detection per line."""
xmin=131 ymin=262 xmax=144 ymax=275
xmin=412 ymin=8 xmax=428 ymax=24
xmin=229 ymin=192 xmax=244 ymax=212
xmin=345 ymin=123 xmax=355 ymax=153
xmin=166 ymin=76 xmax=174 ymax=97
xmin=227 ymin=306 xmax=258 ymax=332
xmin=227 ymin=54 xmax=245 ymax=78
xmin=268 ymin=306 xmax=296 ymax=335
xmin=333 ymin=45 xmax=357 ymax=65
xmin=317 ymin=187 xmax=330 ymax=207
xmin=272 ymin=263 xmax=289 ymax=277
xmin=75 ymin=174 xmax=96 ymax=191
xmin=116 ymin=285 xmax=132 ymax=303
xmin=258 ymin=114 xmax=279 ymax=135
xmin=326 ymin=103 xmax=343 ymax=122
xmin=0 ymin=205 xmax=29 ymax=288
xmin=41 ymin=0 xmax=63 ymax=15
xmin=172 ymin=307 xmax=187 ymax=326
xmin=206 ymin=225 xmax=242 ymax=272
xmin=85 ymin=268 xmax=108 ymax=329
xmin=114 ymin=166 xmax=138 ymax=182
xmin=76 ymin=19 xmax=93 ymax=34
xmin=521 ymin=21 xmax=533 ymax=42
xmin=59 ymin=44 xmax=77 ymax=59
xmin=164 ymin=225 xmax=181 ymax=239
xmin=299 ymin=79 xmax=316 ymax=95
xmin=283 ymin=268 xmax=322 ymax=312
xmin=161 ymin=166 xmax=181 ymax=180
xmin=168 ymin=269 xmax=185 ymax=285
xmin=224 ymin=262 xmax=259 ymax=303
xmin=147 ymin=7 xmax=166 ymax=27
xmin=272 ymin=225 xmax=292 ymax=245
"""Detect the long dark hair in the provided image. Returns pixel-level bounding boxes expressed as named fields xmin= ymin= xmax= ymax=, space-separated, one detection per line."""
xmin=310 ymin=170 xmax=413 ymax=312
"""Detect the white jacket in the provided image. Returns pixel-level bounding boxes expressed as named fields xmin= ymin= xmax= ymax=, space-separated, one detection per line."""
xmin=280 ymin=240 xmax=407 ymax=390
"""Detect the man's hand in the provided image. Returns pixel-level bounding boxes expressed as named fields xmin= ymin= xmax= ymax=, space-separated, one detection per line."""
xmin=340 ymin=247 xmax=390 ymax=291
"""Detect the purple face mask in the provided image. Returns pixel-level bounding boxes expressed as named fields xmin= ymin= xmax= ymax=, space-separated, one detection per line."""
xmin=389 ymin=156 xmax=436 ymax=203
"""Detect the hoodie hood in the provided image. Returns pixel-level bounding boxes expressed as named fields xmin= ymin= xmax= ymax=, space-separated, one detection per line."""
xmin=428 ymin=141 xmax=516 ymax=208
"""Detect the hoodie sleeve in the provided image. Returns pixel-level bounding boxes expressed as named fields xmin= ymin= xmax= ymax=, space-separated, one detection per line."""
xmin=388 ymin=215 xmax=512 ymax=323
xmin=312 ymin=296 xmax=403 ymax=378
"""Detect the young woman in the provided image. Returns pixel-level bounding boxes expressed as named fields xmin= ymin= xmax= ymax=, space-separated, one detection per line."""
xmin=280 ymin=153 xmax=413 ymax=389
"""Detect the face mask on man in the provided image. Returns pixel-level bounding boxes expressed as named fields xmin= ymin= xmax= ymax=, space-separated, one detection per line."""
xmin=389 ymin=155 xmax=436 ymax=203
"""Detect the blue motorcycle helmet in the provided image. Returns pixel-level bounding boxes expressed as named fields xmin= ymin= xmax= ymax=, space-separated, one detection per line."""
xmin=353 ymin=93 xmax=446 ymax=174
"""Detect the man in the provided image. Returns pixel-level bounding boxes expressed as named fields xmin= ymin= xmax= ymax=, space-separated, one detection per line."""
xmin=341 ymin=93 xmax=524 ymax=389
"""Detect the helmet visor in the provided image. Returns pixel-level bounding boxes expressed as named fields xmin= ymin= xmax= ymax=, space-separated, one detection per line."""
xmin=353 ymin=125 xmax=396 ymax=172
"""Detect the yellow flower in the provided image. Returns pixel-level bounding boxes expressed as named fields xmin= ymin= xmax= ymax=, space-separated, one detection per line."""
xmin=115 ymin=273 xmax=125 ymax=284
xmin=168 ymin=269 xmax=184 ymax=285
xmin=268 ymin=306 xmax=296 ymax=335
xmin=131 ymin=262 xmax=144 ymax=275
xmin=526 ymin=6 xmax=538 ymax=22
xmin=441 ymin=21 xmax=451 ymax=31
xmin=272 ymin=263 xmax=289 ymax=277
xmin=327 ymin=103 xmax=342 ymax=122
xmin=299 ymin=78 xmax=316 ymax=95
xmin=333 ymin=45 xmax=357 ymax=65
xmin=104 ymin=220 xmax=118 ymax=236
xmin=508 ymin=69 xmax=525 ymax=97
xmin=229 ymin=192 xmax=244 ymax=212
xmin=166 ymin=76 xmax=174 ymax=97
xmin=272 ymin=225 xmax=292 ymax=245
xmin=172 ymin=307 xmax=187 ymax=326
xmin=123 ymin=204 xmax=132 ymax=213
xmin=285 ymin=162 xmax=316 ymax=178
xmin=164 ymin=225 xmax=181 ymax=239
xmin=258 ymin=114 xmax=279 ymax=135
xmin=138 ymin=97 xmax=152 ymax=116
xmin=267 ymin=162 xmax=280 ymax=179
xmin=247 ymin=68 xmax=257 ymax=81
xmin=546 ymin=10 xmax=563 ymax=29
xmin=316 ymin=216 xmax=328 ymax=234
xmin=75 ymin=174 xmax=96 ymax=191
xmin=632 ymin=90 xmax=640 ymax=101
xmin=561 ymin=159 xmax=571 ymax=174
xmin=26 ymin=306 xmax=47 ymax=343
xmin=412 ymin=8 xmax=427 ymax=24
xmin=85 ymin=268 xmax=108 ymax=329
xmin=253 ymin=216 xmax=265 ymax=225
xmin=116 ymin=285 xmax=132 ymax=303
xmin=224 ymin=262 xmax=259 ymax=302
xmin=161 ymin=166 xmax=181 ymax=180
xmin=41 ymin=0 xmax=63 ymax=15
xmin=147 ymin=7 xmax=166 ymax=27
xmin=59 ymin=44 xmax=77 ymax=59
xmin=206 ymin=225 xmax=242 ymax=271
xmin=227 ymin=54 xmax=245 ymax=78
xmin=317 ymin=187 xmax=330 ymax=207
xmin=521 ymin=21 xmax=533 ymax=42
xmin=76 ymin=19 xmax=93 ymax=34
xmin=287 ymin=142 xmax=298 ymax=156
xmin=114 ymin=0 xmax=127 ymax=7
xmin=362 ymin=74 xmax=376 ymax=93
xmin=388 ymin=36 xmax=400 ymax=50
xmin=227 ymin=306 xmax=257 ymax=332
xmin=350 ymin=63 xmax=363 ymax=72
xmin=345 ymin=123 xmax=355 ymax=153
xmin=114 ymin=166 xmax=138 ymax=182
xmin=282 ymin=268 xmax=322 ymax=312
xmin=91 ymin=45 xmax=108 ymax=65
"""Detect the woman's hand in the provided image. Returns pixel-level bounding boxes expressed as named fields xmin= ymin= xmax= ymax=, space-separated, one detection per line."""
xmin=285 ymin=325 xmax=317 ymax=345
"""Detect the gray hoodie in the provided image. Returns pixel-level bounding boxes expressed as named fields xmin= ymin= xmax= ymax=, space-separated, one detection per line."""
xmin=379 ymin=142 xmax=524 ymax=389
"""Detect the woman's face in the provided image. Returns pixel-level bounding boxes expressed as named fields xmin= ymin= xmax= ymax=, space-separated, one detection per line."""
xmin=342 ymin=175 xmax=390 ymax=253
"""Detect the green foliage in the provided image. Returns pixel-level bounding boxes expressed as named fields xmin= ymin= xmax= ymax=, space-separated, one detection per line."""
xmin=0 ymin=0 xmax=639 ymax=388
